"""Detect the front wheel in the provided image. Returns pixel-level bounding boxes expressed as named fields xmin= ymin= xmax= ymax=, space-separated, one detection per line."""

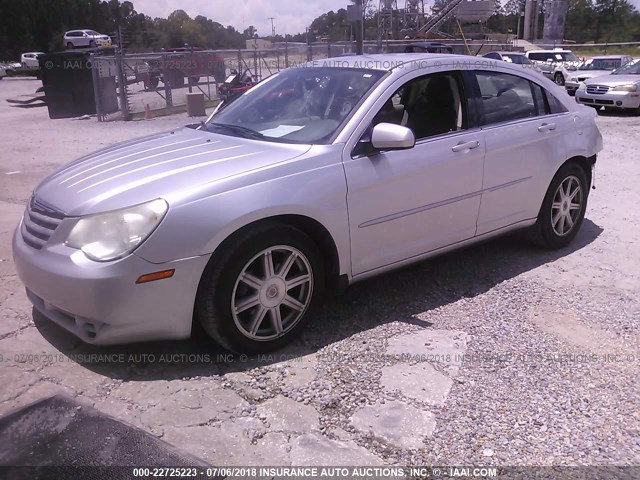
xmin=554 ymin=72 xmax=565 ymax=86
xmin=529 ymin=163 xmax=589 ymax=249
xmin=66 ymin=42 xmax=74 ymax=49
xmin=196 ymin=224 xmax=324 ymax=353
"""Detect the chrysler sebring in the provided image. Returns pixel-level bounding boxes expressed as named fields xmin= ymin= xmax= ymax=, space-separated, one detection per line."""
xmin=13 ymin=54 xmax=603 ymax=352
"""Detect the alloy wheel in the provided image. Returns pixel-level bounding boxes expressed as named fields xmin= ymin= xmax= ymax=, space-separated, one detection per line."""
xmin=231 ymin=246 xmax=313 ymax=341
xmin=551 ymin=175 xmax=583 ymax=236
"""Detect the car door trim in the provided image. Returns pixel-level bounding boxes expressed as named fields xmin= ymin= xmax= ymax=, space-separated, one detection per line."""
xmin=358 ymin=176 xmax=532 ymax=228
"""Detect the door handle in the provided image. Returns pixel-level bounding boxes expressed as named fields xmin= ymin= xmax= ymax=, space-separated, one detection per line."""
xmin=451 ymin=140 xmax=480 ymax=152
xmin=538 ymin=122 xmax=557 ymax=132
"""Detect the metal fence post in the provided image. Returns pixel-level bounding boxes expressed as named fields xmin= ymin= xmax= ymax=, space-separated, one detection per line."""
xmin=163 ymin=53 xmax=173 ymax=107
xmin=114 ymin=48 xmax=131 ymax=121
xmin=285 ymin=41 xmax=289 ymax=68
xmin=253 ymin=49 xmax=258 ymax=80
xmin=90 ymin=54 xmax=103 ymax=122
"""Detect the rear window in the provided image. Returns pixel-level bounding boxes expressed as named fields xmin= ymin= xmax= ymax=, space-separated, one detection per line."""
xmin=476 ymin=71 xmax=538 ymax=125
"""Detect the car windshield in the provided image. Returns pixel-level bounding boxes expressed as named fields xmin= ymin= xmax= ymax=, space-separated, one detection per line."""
xmin=206 ymin=67 xmax=385 ymax=144
xmin=550 ymin=52 xmax=578 ymax=62
xmin=502 ymin=54 xmax=532 ymax=65
xmin=612 ymin=60 xmax=640 ymax=75
xmin=579 ymin=58 xmax=621 ymax=71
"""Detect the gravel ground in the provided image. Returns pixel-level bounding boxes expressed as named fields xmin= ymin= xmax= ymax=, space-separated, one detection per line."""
xmin=0 ymin=77 xmax=639 ymax=470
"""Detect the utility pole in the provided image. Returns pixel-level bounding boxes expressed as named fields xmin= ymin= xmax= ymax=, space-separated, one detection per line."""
xmin=268 ymin=17 xmax=276 ymax=38
xmin=355 ymin=0 xmax=364 ymax=54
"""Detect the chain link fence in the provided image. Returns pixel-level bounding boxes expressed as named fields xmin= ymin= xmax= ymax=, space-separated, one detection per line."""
xmin=90 ymin=40 xmax=640 ymax=121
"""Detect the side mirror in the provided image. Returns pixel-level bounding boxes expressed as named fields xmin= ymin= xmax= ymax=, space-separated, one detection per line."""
xmin=371 ymin=123 xmax=415 ymax=151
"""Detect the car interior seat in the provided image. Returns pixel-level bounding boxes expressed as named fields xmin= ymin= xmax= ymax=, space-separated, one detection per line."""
xmin=408 ymin=76 xmax=457 ymax=138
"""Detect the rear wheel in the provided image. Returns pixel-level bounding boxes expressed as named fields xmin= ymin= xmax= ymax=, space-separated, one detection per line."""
xmin=529 ymin=163 xmax=588 ymax=249
xmin=66 ymin=42 xmax=74 ymax=49
xmin=554 ymin=72 xmax=565 ymax=86
xmin=196 ymin=224 xmax=324 ymax=353
xmin=89 ymin=40 xmax=96 ymax=48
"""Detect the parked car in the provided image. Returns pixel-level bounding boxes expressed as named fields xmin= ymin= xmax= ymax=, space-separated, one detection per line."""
xmin=565 ymin=55 xmax=634 ymax=95
xmin=483 ymin=51 xmax=544 ymax=76
xmin=13 ymin=54 xmax=602 ymax=352
xmin=20 ymin=52 xmax=45 ymax=69
xmin=575 ymin=59 xmax=640 ymax=112
xmin=404 ymin=42 xmax=453 ymax=54
xmin=0 ymin=63 xmax=7 ymax=80
xmin=526 ymin=49 xmax=582 ymax=86
xmin=64 ymin=30 xmax=112 ymax=49
xmin=142 ymin=47 xmax=226 ymax=89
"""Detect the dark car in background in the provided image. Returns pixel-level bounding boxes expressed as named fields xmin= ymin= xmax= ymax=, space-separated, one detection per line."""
xmin=404 ymin=42 xmax=454 ymax=54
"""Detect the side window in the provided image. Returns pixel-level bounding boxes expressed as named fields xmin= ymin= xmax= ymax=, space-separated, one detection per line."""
xmin=371 ymin=72 xmax=465 ymax=140
xmin=544 ymin=90 xmax=568 ymax=114
xmin=485 ymin=53 xmax=499 ymax=60
xmin=476 ymin=71 xmax=538 ymax=125
xmin=531 ymin=83 xmax=549 ymax=116
xmin=528 ymin=53 xmax=543 ymax=61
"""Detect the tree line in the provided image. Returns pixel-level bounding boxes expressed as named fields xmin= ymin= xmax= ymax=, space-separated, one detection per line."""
xmin=0 ymin=0 xmax=638 ymax=60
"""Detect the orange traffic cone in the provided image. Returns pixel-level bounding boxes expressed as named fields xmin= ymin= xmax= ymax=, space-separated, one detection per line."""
xmin=145 ymin=104 xmax=153 ymax=120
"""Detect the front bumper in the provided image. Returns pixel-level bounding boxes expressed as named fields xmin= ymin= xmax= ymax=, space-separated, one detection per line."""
xmin=565 ymin=81 xmax=579 ymax=95
xmin=575 ymin=90 xmax=640 ymax=109
xmin=12 ymin=224 xmax=211 ymax=345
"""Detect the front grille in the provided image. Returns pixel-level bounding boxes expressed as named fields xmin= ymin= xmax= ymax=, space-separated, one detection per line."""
xmin=586 ymin=84 xmax=610 ymax=95
xmin=21 ymin=197 xmax=64 ymax=249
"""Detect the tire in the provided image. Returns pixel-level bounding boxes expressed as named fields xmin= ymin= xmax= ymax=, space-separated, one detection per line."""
xmin=67 ymin=42 xmax=74 ymax=49
xmin=554 ymin=72 xmax=565 ymax=86
xmin=89 ymin=40 xmax=96 ymax=48
xmin=529 ymin=162 xmax=589 ymax=249
xmin=196 ymin=223 xmax=325 ymax=353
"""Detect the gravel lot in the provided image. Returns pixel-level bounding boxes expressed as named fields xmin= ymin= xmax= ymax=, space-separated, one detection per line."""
xmin=1 ymin=77 xmax=639 ymax=470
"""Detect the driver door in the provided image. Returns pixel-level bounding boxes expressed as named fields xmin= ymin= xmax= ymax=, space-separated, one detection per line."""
xmin=343 ymin=71 xmax=485 ymax=276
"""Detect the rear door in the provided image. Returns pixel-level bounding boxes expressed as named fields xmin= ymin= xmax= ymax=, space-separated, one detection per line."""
xmin=471 ymin=69 xmax=572 ymax=235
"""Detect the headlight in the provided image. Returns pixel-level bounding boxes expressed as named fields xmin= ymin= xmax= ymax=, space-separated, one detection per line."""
xmin=66 ymin=199 xmax=168 ymax=261
xmin=578 ymin=82 xmax=586 ymax=90
xmin=612 ymin=84 xmax=638 ymax=92
xmin=570 ymin=77 xmax=578 ymax=82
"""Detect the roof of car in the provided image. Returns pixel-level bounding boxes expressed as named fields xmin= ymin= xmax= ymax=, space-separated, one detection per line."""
xmin=305 ymin=53 xmax=457 ymax=71
xmin=488 ymin=51 xmax=526 ymax=55
xmin=589 ymin=55 xmax=629 ymax=60
xmin=527 ymin=49 xmax=572 ymax=53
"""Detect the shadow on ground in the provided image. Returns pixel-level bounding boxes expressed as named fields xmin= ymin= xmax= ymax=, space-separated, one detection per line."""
xmin=34 ymin=218 xmax=603 ymax=381
xmin=596 ymin=108 xmax=640 ymax=118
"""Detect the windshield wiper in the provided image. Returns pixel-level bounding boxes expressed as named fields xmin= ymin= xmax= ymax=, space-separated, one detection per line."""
xmin=207 ymin=123 xmax=264 ymax=140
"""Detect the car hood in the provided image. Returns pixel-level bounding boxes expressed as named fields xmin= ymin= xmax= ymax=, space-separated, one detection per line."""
xmin=571 ymin=69 xmax=612 ymax=80
xmin=584 ymin=74 xmax=640 ymax=86
xmin=34 ymin=128 xmax=311 ymax=216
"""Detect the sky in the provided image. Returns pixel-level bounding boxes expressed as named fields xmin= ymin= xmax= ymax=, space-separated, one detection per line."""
xmin=132 ymin=0 xmax=353 ymax=36
xmin=131 ymin=0 xmax=640 ymax=37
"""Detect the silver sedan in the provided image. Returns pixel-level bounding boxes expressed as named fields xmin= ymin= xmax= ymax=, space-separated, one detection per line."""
xmin=575 ymin=59 xmax=640 ymax=111
xmin=13 ymin=54 xmax=603 ymax=352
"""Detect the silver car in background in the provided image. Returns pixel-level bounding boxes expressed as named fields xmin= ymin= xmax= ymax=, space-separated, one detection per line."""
xmin=13 ymin=54 xmax=603 ymax=353
xmin=575 ymin=59 xmax=640 ymax=112
xmin=565 ymin=55 xmax=633 ymax=95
